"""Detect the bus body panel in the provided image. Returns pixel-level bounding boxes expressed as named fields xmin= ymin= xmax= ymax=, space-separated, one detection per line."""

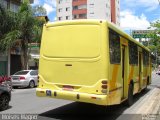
xmin=37 ymin=20 xmax=109 ymax=105
xmin=37 ymin=20 xmax=152 ymax=106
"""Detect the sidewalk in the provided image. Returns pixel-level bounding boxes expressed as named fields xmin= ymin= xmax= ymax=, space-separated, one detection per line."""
xmin=135 ymin=88 xmax=160 ymax=114
xmin=156 ymin=107 xmax=160 ymax=120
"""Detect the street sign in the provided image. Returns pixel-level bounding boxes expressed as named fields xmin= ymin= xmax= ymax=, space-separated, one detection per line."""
xmin=132 ymin=34 xmax=147 ymax=38
xmin=132 ymin=30 xmax=153 ymax=38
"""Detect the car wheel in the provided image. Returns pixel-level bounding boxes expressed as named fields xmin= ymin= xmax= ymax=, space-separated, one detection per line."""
xmin=0 ymin=94 xmax=10 ymax=111
xmin=29 ymin=81 xmax=35 ymax=88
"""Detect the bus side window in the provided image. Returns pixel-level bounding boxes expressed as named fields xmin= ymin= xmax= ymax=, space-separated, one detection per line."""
xmin=143 ymin=49 xmax=149 ymax=66
xmin=129 ymin=41 xmax=138 ymax=65
xmin=109 ymin=29 xmax=121 ymax=64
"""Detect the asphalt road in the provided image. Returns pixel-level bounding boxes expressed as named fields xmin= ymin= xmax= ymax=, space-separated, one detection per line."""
xmin=0 ymin=72 xmax=160 ymax=120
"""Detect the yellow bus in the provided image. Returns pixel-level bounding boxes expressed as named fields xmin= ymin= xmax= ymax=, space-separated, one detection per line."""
xmin=36 ymin=20 xmax=152 ymax=106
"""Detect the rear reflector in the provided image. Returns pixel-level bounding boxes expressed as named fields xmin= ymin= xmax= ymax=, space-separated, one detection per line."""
xmin=102 ymin=85 xmax=107 ymax=89
xmin=101 ymin=80 xmax=108 ymax=84
xmin=101 ymin=89 xmax=107 ymax=93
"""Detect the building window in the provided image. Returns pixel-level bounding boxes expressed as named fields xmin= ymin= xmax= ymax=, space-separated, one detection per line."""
xmin=73 ymin=6 xmax=78 ymax=10
xmin=79 ymin=14 xmax=87 ymax=18
xmin=58 ymin=17 xmax=62 ymax=20
xmin=66 ymin=7 xmax=70 ymax=11
xmin=66 ymin=16 xmax=70 ymax=20
xmin=58 ymin=8 xmax=62 ymax=12
xmin=89 ymin=3 xmax=94 ymax=8
xmin=90 ymin=3 xmax=94 ymax=5
xmin=73 ymin=5 xmax=87 ymax=10
xmin=66 ymin=0 xmax=70 ymax=2
xmin=129 ymin=41 xmax=138 ymax=65
xmin=78 ymin=4 xmax=87 ymax=9
xmin=109 ymin=29 xmax=121 ymax=64
xmin=73 ymin=15 xmax=77 ymax=19
xmin=59 ymin=0 xmax=62 ymax=4
xmin=143 ymin=49 xmax=149 ymax=66
xmin=106 ymin=4 xmax=108 ymax=8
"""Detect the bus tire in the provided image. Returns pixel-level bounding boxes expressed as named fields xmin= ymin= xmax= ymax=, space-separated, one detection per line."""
xmin=127 ymin=84 xmax=134 ymax=106
xmin=144 ymin=77 xmax=149 ymax=90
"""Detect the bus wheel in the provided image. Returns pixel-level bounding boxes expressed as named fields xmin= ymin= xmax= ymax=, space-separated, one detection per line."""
xmin=127 ymin=84 xmax=133 ymax=106
xmin=144 ymin=77 xmax=149 ymax=90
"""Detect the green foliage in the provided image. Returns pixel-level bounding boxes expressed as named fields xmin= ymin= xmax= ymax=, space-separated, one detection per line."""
xmin=147 ymin=20 xmax=160 ymax=56
xmin=0 ymin=5 xmax=19 ymax=51
xmin=146 ymin=20 xmax=160 ymax=65
xmin=0 ymin=30 xmax=21 ymax=51
xmin=0 ymin=2 xmax=46 ymax=69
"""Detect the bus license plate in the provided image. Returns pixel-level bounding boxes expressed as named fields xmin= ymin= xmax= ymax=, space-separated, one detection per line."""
xmin=46 ymin=90 xmax=52 ymax=96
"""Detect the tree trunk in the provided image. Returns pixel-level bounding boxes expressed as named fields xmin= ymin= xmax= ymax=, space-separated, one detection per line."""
xmin=20 ymin=39 xmax=28 ymax=70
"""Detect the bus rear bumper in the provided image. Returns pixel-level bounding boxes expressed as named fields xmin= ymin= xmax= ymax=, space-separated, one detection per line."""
xmin=36 ymin=88 xmax=108 ymax=105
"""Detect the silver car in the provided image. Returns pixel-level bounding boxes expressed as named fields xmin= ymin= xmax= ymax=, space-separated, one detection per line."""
xmin=11 ymin=70 xmax=38 ymax=88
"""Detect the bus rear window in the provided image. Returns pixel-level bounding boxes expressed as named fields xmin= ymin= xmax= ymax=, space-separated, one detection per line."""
xmin=42 ymin=25 xmax=101 ymax=58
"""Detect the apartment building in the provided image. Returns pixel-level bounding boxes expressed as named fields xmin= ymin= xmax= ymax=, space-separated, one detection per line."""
xmin=57 ymin=0 xmax=120 ymax=26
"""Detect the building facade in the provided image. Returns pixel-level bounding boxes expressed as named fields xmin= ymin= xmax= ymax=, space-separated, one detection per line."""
xmin=57 ymin=0 xmax=120 ymax=26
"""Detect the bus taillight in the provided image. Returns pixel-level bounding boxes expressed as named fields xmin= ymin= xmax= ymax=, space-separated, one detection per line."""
xmin=101 ymin=80 xmax=108 ymax=84
xmin=101 ymin=80 xmax=108 ymax=93
xmin=102 ymin=85 xmax=107 ymax=89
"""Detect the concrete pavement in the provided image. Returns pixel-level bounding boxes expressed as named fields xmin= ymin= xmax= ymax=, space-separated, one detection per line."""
xmin=0 ymin=72 xmax=160 ymax=120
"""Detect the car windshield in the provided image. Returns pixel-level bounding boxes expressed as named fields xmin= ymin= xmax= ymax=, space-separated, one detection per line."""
xmin=14 ymin=71 xmax=29 ymax=75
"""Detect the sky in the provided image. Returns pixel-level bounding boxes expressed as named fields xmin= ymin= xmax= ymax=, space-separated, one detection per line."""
xmin=31 ymin=0 xmax=160 ymax=31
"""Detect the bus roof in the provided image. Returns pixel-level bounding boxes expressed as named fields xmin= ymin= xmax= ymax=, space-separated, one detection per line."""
xmin=45 ymin=19 xmax=150 ymax=52
xmin=46 ymin=19 xmax=102 ymax=27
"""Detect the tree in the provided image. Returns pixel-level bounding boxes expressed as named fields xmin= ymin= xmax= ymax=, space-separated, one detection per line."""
xmin=147 ymin=20 xmax=160 ymax=65
xmin=147 ymin=20 xmax=160 ymax=56
xmin=0 ymin=5 xmax=21 ymax=52
xmin=17 ymin=2 xmax=37 ymax=69
xmin=0 ymin=2 xmax=45 ymax=69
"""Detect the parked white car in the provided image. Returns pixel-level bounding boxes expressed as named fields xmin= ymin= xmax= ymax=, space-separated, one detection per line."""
xmin=11 ymin=70 xmax=38 ymax=88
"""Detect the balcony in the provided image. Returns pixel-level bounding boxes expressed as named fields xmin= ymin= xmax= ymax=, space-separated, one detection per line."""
xmin=73 ymin=17 xmax=87 ymax=20
xmin=72 ymin=0 xmax=87 ymax=6
xmin=73 ymin=14 xmax=87 ymax=19
xmin=72 ymin=9 xmax=87 ymax=15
